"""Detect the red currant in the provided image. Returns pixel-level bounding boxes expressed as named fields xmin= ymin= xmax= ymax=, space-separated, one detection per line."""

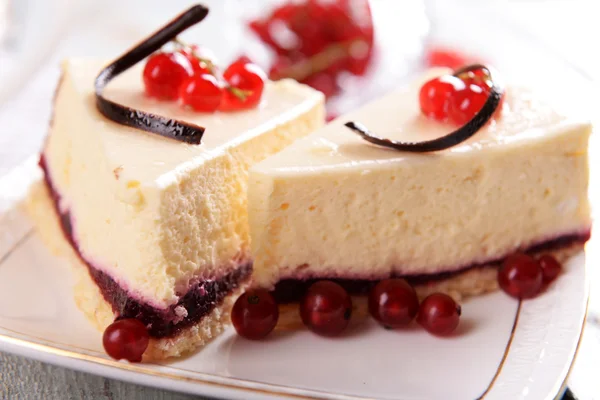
xmin=459 ymin=69 xmax=492 ymax=88
xmin=102 ymin=319 xmax=149 ymax=362
xmin=143 ymin=52 xmax=194 ymax=100
xmin=269 ymin=56 xmax=293 ymax=80
xmin=416 ymin=293 xmax=461 ymax=336
xmin=326 ymin=113 xmax=338 ymax=122
xmin=179 ymin=74 xmax=224 ymax=112
xmin=300 ymin=281 xmax=352 ymax=337
xmin=231 ymin=289 xmax=279 ymax=340
xmin=498 ymin=253 xmax=543 ymax=299
xmin=538 ymin=254 xmax=562 ymax=284
xmin=419 ymin=75 xmax=465 ymax=122
xmin=178 ymin=45 xmax=216 ymax=75
xmin=302 ymin=72 xmax=340 ymax=98
xmin=249 ymin=20 xmax=288 ymax=56
xmin=233 ymin=55 xmax=253 ymax=65
xmin=448 ymin=81 xmax=490 ymax=125
xmin=425 ymin=47 xmax=470 ymax=69
xmin=221 ymin=62 xmax=266 ymax=111
xmin=271 ymin=3 xmax=299 ymax=22
xmin=368 ymin=279 xmax=419 ymax=328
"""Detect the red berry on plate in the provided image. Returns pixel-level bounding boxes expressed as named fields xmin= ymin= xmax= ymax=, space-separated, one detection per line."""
xmin=232 ymin=289 xmax=279 ymax=340
xmin=179 ymin=74 xmax=224 ymax=112
xmin=419 ymin=75 xmax=465 ymax=121
xmin=447 ymin=81 xmax=490 ymax=126
xmin=103 ymin=318 xmax=149 ymax=362
xmin=416 ymin=293 xmax=461 ymax=336
xmin=498 ymin=253 xmax=543 ymax=299
xmin=368 ymin=279 xmax=419 ymax=328
xmin=300 ymin=281 xmax=352 ymax=336
xmin=538 ymin=254 xmax=562 ymax=284
xmin=143 ymin=52 xmax=194 ymax=100
xmin=221 ymin=62 xmax=266 ymax=111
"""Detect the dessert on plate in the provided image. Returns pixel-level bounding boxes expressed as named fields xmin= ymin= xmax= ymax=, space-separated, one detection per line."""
xmin=248 ymin=66 xmax=592 ymax=304
xmin=28 ymin=3 xmax=592 ymax=358
xmin=29 ymin=5 xmax=324 ymax=359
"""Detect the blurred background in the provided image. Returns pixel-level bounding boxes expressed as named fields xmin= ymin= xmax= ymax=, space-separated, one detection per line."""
xmin=0 ymin=0 xmax=598 ymax=170
xmin=0 ymin=0 xmax=598 ymax=177
xmin=0 ymin=0 xmax=599 ymax=398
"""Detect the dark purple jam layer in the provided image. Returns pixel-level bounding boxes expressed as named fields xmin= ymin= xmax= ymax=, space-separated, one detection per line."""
xmin=272 ymin=232 xmax=590 ymax=304
xmin=39 ymin=155 xmax=250 ymax=338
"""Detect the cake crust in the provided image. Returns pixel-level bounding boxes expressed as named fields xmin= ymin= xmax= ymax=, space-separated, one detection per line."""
xmin=274 ymin=244 xmax=583 ymax=331
xmin=27 ymin=179 xmax=246 ymax=360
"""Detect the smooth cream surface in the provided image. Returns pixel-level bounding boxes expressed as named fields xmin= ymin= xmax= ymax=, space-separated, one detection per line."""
xmin=45 ymin=59 xmax=325 ymax=307
xmin=249 ymin=70 xmax=592 ymax=288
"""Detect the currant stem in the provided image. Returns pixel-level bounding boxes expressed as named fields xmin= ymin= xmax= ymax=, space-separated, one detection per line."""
xmin=172 ymin=37 xmax=252 ymax=102
xmin=172 ymin=37 xmax=218 ymax=75
xmin=228 ymin=86 xmax=252 ymax=101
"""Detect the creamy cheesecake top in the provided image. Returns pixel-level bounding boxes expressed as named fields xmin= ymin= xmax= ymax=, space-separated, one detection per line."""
xmin=252 ymin=69 xmax=590 ymax=175
xmin=66 ymin=59 xmax=323 ymax=186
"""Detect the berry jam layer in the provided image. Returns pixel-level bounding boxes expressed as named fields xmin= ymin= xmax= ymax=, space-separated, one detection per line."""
xmin=40 ymin=155 xmax=250 ymax=338
xmin=271 ymin=232 xmax=590 ymax=304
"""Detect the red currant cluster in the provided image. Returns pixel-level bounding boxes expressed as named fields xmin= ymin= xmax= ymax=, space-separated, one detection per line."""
xmin=498 ymin=253 xmax=562 ymax=299
xmin=231 ymin=280 xmax=461 ymax=340
xmin=419 ymin=67 xmax=504 ymax=126
xmin=248 ymin=0 xmax=374 ymax=99
xmin=143 ymin=44 xmax=266 ymax=113
xmin=100 ymin=252 xmax=562 ymax=362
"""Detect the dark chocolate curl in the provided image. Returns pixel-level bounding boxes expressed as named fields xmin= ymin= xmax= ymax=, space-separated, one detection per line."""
xmin=345 ymin=64 xmax=505 ymax=153
xmin=94 ymin=5 xmax=209 ymax=145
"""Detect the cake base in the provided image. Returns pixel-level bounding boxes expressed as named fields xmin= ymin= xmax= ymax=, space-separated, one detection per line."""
xmin=273 ymin=246 xmax=582 ymax=331
xmin=26 ymin=179 xmax=246 ymax=360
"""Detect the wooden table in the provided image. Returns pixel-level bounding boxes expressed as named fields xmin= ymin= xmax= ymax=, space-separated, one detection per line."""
xmin=0 ymin=353 xmax=201 ymax=400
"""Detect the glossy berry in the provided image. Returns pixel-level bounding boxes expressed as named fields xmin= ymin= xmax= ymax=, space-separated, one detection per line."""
xmin=419 ymin=75 xmax=465 ymax=121
xmin=179 ymin=45 xmax=215 ymax=75
xmin=368 ymin=279 xmax=419 ymax=328
xmin=416 ymin=293 xmax=461 ymax=336
xmin=231 ymin=289 xmax=279 ymax=340
xmin=538 ymin=254 xmax=562 ymax=284
xmin=448 ymin=81 xmax=490 ymax=125
xmin=300 ymin=281 xmax=352 ymax=336
xmin=459 ymin=69 xmax=492 ymax=88
xmin=233 ymin=55 xmax=253 ymax=65
xmin=425 ymin=47 xmax=470 ymax=69
xmin=102 ymin=319 xmax=149 ymax=362
xmin=221 ymin=61 xmax=266 ymax=111
xmin=498 ymin=253 xmax=543 ymax=299
xmin=179 ymin=74 xmax=223 ymax=112
xmin=302 ymin=72 xmax=339 ymax=98
xmin=143 ymin=52 xmax=194 ymax=100
xmin=268 ymin=56 xmax=293 ymax=80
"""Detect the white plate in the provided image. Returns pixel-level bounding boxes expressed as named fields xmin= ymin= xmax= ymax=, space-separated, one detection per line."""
xmin=0 ymin=158 xmax=591 ymax=400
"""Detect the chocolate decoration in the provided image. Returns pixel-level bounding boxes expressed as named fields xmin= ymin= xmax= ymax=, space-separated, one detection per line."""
xmin=345 ymin=64 xmax=505 ymax=153
xmin=94 ymin=5 xmax=209 ymax=145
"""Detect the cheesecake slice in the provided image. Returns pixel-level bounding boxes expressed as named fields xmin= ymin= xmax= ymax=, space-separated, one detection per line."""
xmin=31 ymin=59 xmax=324 ymax=359
xmin=249 ymin=69 xmax=592 ymax=301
